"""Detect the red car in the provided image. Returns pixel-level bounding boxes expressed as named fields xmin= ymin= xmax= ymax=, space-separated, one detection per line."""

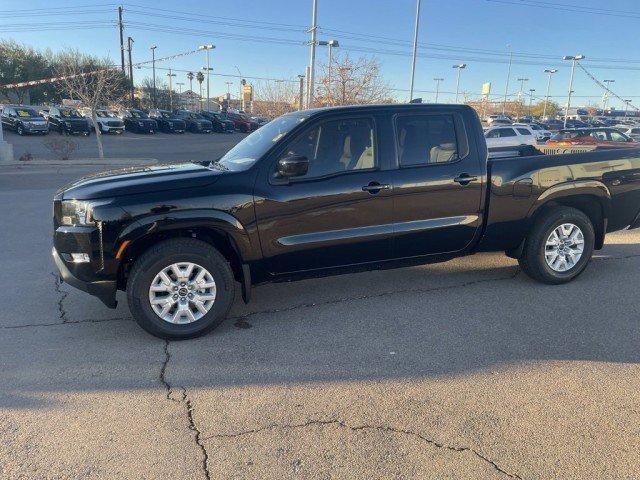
xmin=547 ymin=128 xmax=639 ymax=148
xmin=224 ymin=112 xmax=252 ymax=132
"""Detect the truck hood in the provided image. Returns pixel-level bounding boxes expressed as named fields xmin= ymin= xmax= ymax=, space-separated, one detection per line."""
xmin=56 ymin=162 xmax=223 ymax=200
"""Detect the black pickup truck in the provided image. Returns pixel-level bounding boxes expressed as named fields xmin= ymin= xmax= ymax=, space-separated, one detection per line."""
xmin=52 ymin=104 xmax=640 ymax=339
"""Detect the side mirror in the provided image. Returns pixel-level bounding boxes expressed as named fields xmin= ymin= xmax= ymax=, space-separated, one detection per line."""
xmin=277 ymin=155 xmax=309 ymax=178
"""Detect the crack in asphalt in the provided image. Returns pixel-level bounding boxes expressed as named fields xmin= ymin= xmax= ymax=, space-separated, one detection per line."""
xmin=229 ymin=267 xmax=522 ymax=323
xmin=160 ymin=340 xmax=211 ymax=480
xmin=51 ymin=272 xmax=69 ymax=323
xmin=1 ymin=316 xmax=130 ymax=330
xmin=206 ymin=418 xmax=522 ymax=479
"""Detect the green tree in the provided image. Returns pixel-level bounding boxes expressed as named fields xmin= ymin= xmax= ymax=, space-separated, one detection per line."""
xmin=530 ymin=100 xmax=560 ymax=118
xmin=0 ymin=40 xmax=58 ymax=104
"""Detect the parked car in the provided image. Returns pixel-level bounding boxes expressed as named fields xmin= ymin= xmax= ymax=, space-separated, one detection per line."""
xmin=47 ymin=106 xmax=92 ymax=135
xmin=486 ymin=114 xmax=512 ymax=126
xmin=224 ymin=111 xmax=252 ymax=132
xmin=251 ymin=116 xmax=270 ymax=128
xmin=172 ymin=110 xmax=213 ymax=133
xmin=547 ymin=128 xmax=639 ymax=148
xmin=514 ymin=123 xmax=552 ymax=142
xmin=0 ymin=105 xmax=49 ymax=135
xmin=564 ymin=119 xmax=590 ymax=129
xmin=622 ymin=126 xmax=640 ymax=141
xmin=148 ymin=109 xmax=186 ymax=134
xmin=484 ymin=125 xmax=537 ymax=148
xmin=199 ymin=111 xmax=235 ymax=133
xmin=119 ymin=109 xmax=157 ymax=134
xmin=52 ymin=104 xmax=640 ymax=339
xmin=542 ymin=119 xmax=564 ymax=131
xmin=80 ymin=109 xmax=125 ymax=135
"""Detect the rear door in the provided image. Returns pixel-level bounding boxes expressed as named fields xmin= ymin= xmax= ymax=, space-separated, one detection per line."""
xmin=254 ymin=113 xmax=395 ymax=274
xmin=390 ymin=110 xmax=485 ymax=258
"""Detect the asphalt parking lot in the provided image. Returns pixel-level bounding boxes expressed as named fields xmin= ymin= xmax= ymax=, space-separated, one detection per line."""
xmin=1 ymin=140 xmax=639 ymax=479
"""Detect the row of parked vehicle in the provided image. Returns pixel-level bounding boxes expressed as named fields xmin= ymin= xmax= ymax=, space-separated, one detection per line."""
xmin=0 ymin=104 xmax=270 ymax=136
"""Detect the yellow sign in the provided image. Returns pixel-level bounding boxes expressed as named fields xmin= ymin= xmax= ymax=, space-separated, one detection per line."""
xmin=481 ymin=82 xmax=492 ymax=96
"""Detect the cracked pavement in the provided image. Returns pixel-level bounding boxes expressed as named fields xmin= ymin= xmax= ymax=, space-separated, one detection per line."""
xmin=1 ymin=162 xmax=639 ymax=479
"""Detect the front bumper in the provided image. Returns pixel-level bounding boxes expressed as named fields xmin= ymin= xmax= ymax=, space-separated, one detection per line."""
xmin=52 ymin=246 xmax=118 ymax=308
xmin=24 ymin=124 xmax=49 ymax=134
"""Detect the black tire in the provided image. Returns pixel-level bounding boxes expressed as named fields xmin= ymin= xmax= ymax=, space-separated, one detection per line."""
xmin=127 ymin=238 xmax=235 ymax=339
xmin=16 ymin=124 xmax=24 ymax=135
xmin=518 ymin=206 xmax=595 ymax=284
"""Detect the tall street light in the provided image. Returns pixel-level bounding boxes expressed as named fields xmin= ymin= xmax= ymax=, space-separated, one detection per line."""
xmin=434 ymin=77 xmax=444 ymax=103
xmin=517 ymin=77 xmax=529 ymax=102
xmin=528 ymin=88 xmax=536 ymax=115
xmin=198 ymin=44 xmax=215 ymax=112
xmin=307 ymin=0 xmax=318 ymax=108
xmin=542 ymin=68 xmax=557 ymax=119
xmin=452 ymin=64 xmax=466 ymax=103
xmin=502 ymin=44 xmax=512 ymax=114
xmin=150 ymin=45 xmax=157 ymax=108
xmin=409 ymin=0 xmax=422 ymax=102
xmin=602 ymin=79 xmax=615 ymax=112
xmin=167 ymin=69 xmax=176 ymax=110
xmin=319 ymin=39 xmax=339 ymax=104
xmin=562 ymin=54 xmax=585 ymax=128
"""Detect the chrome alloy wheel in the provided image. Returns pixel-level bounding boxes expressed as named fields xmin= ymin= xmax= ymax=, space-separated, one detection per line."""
xmin=545 ymin=223 xmax=585 ymax=273
xmin=148 ymin=262 xmax=217 ymax=324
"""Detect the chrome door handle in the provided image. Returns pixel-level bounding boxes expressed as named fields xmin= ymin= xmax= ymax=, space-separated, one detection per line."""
xmin=362 ymin=182 xmax=391 ymax=193
xmin=453 ymin=174 xmax=478 ymax=185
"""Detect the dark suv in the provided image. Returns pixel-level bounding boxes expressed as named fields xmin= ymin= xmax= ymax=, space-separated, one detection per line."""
xmin=148 ymin=109 xmax=187 ymax=133
xmin=120 ymin=109 xmax=158 ymax=134
xmin=199 ymin=111 xmax=235 ymax=133
xmin=173 ymin=110 xmax=213 ymax=133
xmin=1 ymin=106 xmax=49 ymax=135
xmin=47 ymin=106 xmax=91 ymax=135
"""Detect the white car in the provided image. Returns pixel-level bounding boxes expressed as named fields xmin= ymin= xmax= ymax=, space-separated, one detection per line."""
xmin=484 ymin=125 xmax=538 ymax=148
xmin=80 ymin=108 xmax=125 ymax=134
xmin=514 ymin=123 xmax=552 ymax=142
xmin=486 ymin=114 xmax=512 ymax=126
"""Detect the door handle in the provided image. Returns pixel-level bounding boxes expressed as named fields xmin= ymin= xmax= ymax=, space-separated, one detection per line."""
xmin=453 ymin=174 xmax=478 ymax=185
xmin=362 ymin=182 xmax=391 ymax=193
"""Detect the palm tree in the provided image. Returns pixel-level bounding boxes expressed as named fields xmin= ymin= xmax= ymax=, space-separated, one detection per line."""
xmin=196 ymin=71 xmax=204 ymax=111
xmin=186 ymin=72 xmax=194 ymax=110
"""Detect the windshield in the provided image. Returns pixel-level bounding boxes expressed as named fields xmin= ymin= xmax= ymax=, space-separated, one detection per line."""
xmin=130 ymin=110 xmax=148 ymax=119
xmin=15 ymin=108 xmax=38 ymax=117
xmin=60 ymin=109 xmax=82 ymax=118
xmin=214 ymin=113 xmax=308 ymax=171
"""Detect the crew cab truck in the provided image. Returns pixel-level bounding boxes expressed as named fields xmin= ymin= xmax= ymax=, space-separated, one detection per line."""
xmin=52 ymin=104 xmax=640 ymax=339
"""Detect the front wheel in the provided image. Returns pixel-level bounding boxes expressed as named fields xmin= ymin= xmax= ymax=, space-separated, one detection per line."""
xmin=518 ymin=206 xmax=595 ymax=284
xmin=127 ymin=238 xmax=235 ymax=339
xmin=16 ymin=124 xmax=24 ymax=135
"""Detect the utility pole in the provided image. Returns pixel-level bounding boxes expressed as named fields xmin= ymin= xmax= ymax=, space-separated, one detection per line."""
xmin=127 ymin=36 xmax=135 ymax=105
xmin=298 ymin=74 xmax=305 ymax=110
xmin=409 ymin=0 xmax=421 ymax=102
xmin=198 ymin=44 xmax=215 ymax=112
xmin=563 ymin=54 xmax=584 ymax=128
xmin=118 ymin=6 xmax=125 ymax=73
xmin=602 ymin=79 xmax=615 ymax=113
xmin=502 ymin=45 xmax=512 ymax=115
xmin=150 ymin=45 xmax=157 ymax=108
xmin=307 ymin=0 xmax=318 ymax=108
xmin=542 ymin=69 xmax=557 ymax=119
xmin=517 ymin=77 xmax=529 ymax=103
xmin=453 ymin=64 xmax=466 ymax=103
xmin=167 ymin=69 xmax=176 ymax=110
xmin=433 ymin=77 xmax=443 ymax=103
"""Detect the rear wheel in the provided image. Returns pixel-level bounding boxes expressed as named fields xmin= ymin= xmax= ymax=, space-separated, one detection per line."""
xmin=16 ymin=124 xmax=24 ymax=135
xmin=127 ymin=239 xmax=235 ymax=339
xmin=518 ymin=206 xmax=595 ymax=284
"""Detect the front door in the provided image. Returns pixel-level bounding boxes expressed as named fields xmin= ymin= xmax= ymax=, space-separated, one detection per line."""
xmin=390 ymin=111 xmax=485 ymax=258
xmin=254 ymin=115 xmax=395 ymax=274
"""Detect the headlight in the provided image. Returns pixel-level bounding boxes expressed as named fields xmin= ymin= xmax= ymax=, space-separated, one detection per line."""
xmin=60 ymin=200 xmax=95 ymax=226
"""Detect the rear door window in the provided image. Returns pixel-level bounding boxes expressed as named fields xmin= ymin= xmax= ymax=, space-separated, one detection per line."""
xmin=395 ymin=114 xmax=460 ymax=166
xmin=516 ymin=128 xmax=531 ymax=135
xmin=498 ymin=128 xmax=517 ymax=138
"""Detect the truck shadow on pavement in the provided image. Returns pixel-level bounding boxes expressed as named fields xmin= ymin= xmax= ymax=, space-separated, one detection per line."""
xmin=2 ymin=242 xmax=639 ymax=408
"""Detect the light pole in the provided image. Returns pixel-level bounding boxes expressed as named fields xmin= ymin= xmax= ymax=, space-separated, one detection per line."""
xmin=517 ymin=77 xmax=529 ymax=102
xmin=318 ymin=39 xmax=339 ymax=104
xmin=167 ymin=69 xmax=176 ymax=110
xmin=452 ymin=64 xmax=466 ymax=103
xmin=409 ymin=0 xmax=422 ymax=102
xmin=307 ymin=0 xmax=318 ymax=108
xmin=198 ymin=44 xmax=215 ymax=111
xmin=434 ymin=77 xmax=444 ymax=103
xmin=127 ymin=36 xmax=135 ymax=105
xmin=502 ymin=44 xmax=512 ymax=115
xmin=528 ymin=88 xmax=536 ymax=116
xmin=176 ymin=82 xmax=184 ymax=109
xmin=298 ymin=74 xmax=305 ymax=110
xmin=225 ymin=81 xmax=232 ymax=99
xmin=624 ymin=99 xmax=632 ymax=118
xmin=542 ymin=68 xmax=557 ymax=119
xmin=602 ymin=79 xmax=614 ymax=112
xmin=150 ymin=45 xmax=157 ymax=108
xmin=562 ymin=54 xmax=585 ymax=128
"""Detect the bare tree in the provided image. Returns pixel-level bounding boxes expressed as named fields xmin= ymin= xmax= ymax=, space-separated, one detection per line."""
xmin=55 ymin=50 xmax=127 ymax=159
xmin=316 ymin=54 xmax=393 ymax=107
xmin=252 ymin=80 xmax=298 ymax=117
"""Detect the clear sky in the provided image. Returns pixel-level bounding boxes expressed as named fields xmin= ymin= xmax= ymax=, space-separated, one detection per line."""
xmin=2 ymin=0 xmax=640 ymax=109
